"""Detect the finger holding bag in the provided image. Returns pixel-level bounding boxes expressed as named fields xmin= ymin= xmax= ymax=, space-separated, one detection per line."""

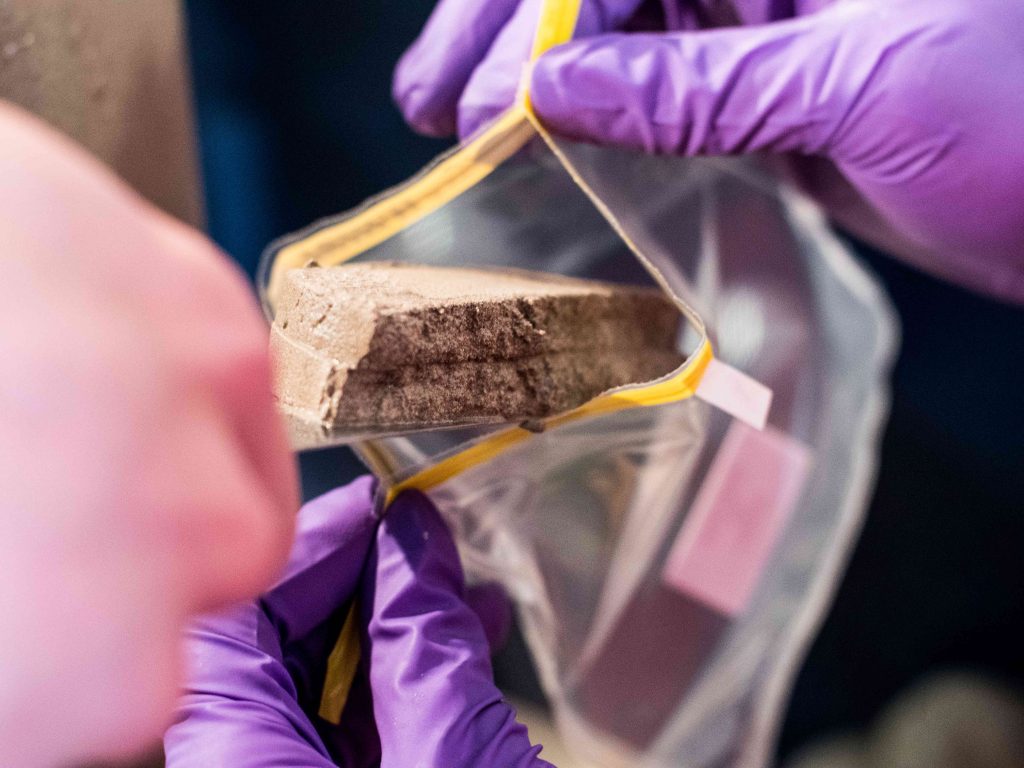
xmin=165 ymin=478 xmax=545 ymax=767
xmin=164 ymin=478 xmax=379 ymax=767
xmin=396 ymin=0 xmax=1024 ymax=303
xmin=530 ymin=0 xmax=1024 ymax=302
xmin=361 ymin=490 xmax=553 ymax=768
xmin=394 ymin=0 xmax=681 ymax=139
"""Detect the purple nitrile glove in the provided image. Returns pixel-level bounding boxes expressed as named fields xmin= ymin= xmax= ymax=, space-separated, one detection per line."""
xmin=360 ymin=489 xmax=553 ymax=767
xmin=163 ymin=476 xmax=379 ymax=767
xmin=164 ymin=476 xmax=536 ymax=767
xmin=393 ymin=0 xmax=690 ymax=139
xmin=395 ymin=0 xmax=1024 ymax=303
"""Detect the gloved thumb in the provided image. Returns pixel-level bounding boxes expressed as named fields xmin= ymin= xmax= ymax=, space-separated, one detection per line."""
xmin=466 ymin=581 xmax=515 ymax=654
xmin=361 ymin=490 xmax=552 ymax=767
xmin=260 ymin=475 xmax=378 ymax=644
xmin=530 ymin=3 xmax=870 ymax=159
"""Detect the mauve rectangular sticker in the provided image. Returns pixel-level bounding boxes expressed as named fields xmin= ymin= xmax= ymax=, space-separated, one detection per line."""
xmin=662 ymin=421 xmax=812 ymax=617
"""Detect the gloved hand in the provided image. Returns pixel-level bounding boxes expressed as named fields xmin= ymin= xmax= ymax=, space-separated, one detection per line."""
xmin=394 ymin=0 xmax=660 ymax=139
xmin=395 ymin=0 xmax=1024 ymax=303
xmin=0 ymin=103 xmax=297 ymax=768
xmin=165 ymin=476 xmax=551 ymax=767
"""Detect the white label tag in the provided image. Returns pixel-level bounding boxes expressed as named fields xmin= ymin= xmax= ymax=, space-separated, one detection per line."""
xmin=695 ymin=358 xmax=772 ymax=430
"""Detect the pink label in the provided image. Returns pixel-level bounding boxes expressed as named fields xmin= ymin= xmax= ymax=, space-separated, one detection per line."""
xmin=696 ymin=358 xmax=773 ymax=431
xmin=662 ymin=421 xmax=812 ymax=617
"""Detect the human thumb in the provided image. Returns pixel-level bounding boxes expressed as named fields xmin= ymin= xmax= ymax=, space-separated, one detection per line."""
xmin=530 ymin=3 xmax=876 ymax=158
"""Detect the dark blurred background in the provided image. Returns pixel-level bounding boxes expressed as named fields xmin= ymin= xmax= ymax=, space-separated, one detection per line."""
xmin=185 ymin=1 xmax=1024 ymax=763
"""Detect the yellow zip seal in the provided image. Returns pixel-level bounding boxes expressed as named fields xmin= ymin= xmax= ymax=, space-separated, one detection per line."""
xmin=385 ymin=339 xmax=713 ymax=505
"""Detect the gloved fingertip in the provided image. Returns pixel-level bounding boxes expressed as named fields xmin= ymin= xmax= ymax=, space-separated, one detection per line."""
xmin=384 ymin=487 xmax=433 ymax=516
xmin=383 ymin=488 xmax=442 ymax=534
xmin=533 ymin=36 xmax=679 ymax=153
xmin=392 ymin=51 xmax=459 ymax=138
xmin=456 ymin=104 xmax=506 ymax=141
xmin=465 ymin=582 xmax=514 ymax=654
xmin=257 ymin=474 xmax=379 ymax=639
xmin=393 ymin=82 xmax=458 ymax=138
xmin=529 ymin=45 xmax=588 ymax=133
xmin=381 ymin=489 xmax=462 ymax=576
xmin=299 ymin=474 xmax=376 ymax=525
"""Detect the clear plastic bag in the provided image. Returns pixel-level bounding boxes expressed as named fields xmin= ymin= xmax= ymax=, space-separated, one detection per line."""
xmin=258 ymin=2 xmax=897 ymax=764
xmin=433 ymin=147 xmax=898 ymax=768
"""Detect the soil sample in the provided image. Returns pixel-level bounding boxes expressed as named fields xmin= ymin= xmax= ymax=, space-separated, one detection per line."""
xmin=271 ymin=262 xmax=684 ymax=433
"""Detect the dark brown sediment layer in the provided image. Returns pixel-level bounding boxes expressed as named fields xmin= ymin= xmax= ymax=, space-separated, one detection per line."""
xmin=272 ymin=263 xmax=685 ymax=430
